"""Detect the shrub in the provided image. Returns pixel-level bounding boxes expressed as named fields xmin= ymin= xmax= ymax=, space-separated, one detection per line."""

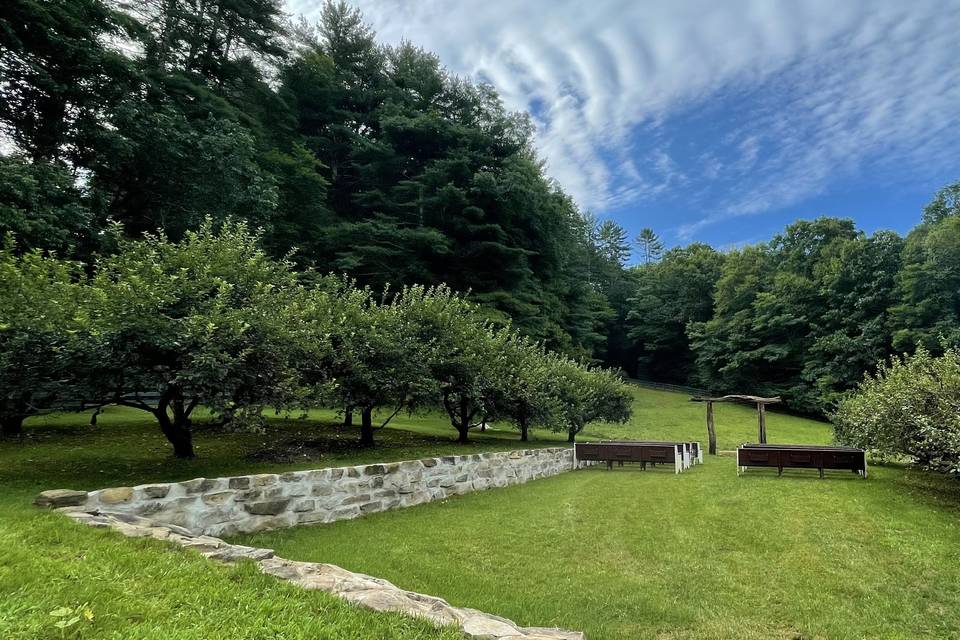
xmin=833 ymin=346 xmax=960 ymax=473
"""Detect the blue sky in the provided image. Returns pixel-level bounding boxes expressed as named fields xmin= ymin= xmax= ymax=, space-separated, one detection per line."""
xmin=288 ymin=0 xmax=960 ymax=256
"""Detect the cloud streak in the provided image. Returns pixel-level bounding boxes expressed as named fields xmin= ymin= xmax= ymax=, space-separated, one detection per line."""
xmin=288 ymin=0 xmax=960 ymax=240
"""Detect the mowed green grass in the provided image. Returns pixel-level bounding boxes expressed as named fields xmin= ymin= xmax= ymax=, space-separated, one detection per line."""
xmin=235 ymin=392 xmax=960 ymax=640
xmin=2 ymin=386 xmax=958 ymax=639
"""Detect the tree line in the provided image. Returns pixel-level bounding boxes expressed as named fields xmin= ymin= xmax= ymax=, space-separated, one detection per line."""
xmin=0 ymin=0 xmax=627 ymax=365
xmin=623 ymin=184 xmax=960 ymax=415
xmin=2 ymin=0 xmax=959 ymax=420
xmin=0 ymin=220 xmax=632 ymax=454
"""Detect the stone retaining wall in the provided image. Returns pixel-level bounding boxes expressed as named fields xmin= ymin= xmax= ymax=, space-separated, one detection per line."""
xmin=36 ymin=446 xmax=590 ymax=640
xmin=47 ymin=447 xmax=585 ymax=537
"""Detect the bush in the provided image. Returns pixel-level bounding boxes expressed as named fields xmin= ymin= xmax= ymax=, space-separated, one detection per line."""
xmin=833 ymin=346 xmax=960 ymax=473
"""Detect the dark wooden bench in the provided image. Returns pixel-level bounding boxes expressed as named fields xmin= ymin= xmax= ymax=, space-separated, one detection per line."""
xmin=737 ymin=443 xmax=867 ymax=478
xmin=575 ymin=441 xmax=694 ymax=473
xmin=602 ymin=440 xmax=702 ymax=468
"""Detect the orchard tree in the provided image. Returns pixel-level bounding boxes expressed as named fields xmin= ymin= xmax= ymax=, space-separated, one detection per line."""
xmin=82 ymin=219 xmax=315 ymax=457
xmin=395 ymin=286 xmax=504 ymax=443
xmin=552 ymin=355 xmax=632 ymax=442
xmin=490 ymin=336 xmax=559 ymax=442
xmin=322 ymin=283 xmax=437 ymax=447
xmin=0 ymin=237 xmax=88 ymax=436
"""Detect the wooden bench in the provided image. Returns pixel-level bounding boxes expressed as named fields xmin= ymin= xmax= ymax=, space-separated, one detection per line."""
xmin=575 ymin=441 xmax=699 ymax=474
xmin=736 ymin=443 xmax=867 ymax=478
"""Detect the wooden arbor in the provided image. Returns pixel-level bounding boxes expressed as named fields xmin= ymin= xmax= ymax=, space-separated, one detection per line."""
xmin=690 ymin=395 xmax=782 ymax=455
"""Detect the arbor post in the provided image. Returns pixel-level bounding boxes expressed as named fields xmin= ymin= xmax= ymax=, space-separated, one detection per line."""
xmin=758 ymin=402 xmax=767 ymax=444
xmin=706 ymin=401 xmax=717 ymax=455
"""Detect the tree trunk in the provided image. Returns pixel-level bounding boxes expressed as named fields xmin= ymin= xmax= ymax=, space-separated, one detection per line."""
xmin=567 ymin=429 xmax=576 ymax=443
xmin=359 ymin=406 xmax=375 ymax=447
xmin=456 ymin=397 xmax=471 ymax=444
xmin=156 ymin=401 xmax=195 ymax=458
xmin=520 ymin=420 xmax=529 ymax=442
xmin=344 ymin=406 xmax=353 ymax=427
xmin=707 ymin=401 xmax=717 ymax=455
xmin=1 ymin=414 xmax=24 ymax=438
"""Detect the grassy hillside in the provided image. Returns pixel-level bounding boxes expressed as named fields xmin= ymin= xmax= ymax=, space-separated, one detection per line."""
xmin=237 ymin=460 xmax=960 ymax=640
xmin=3 ymin=386 xmax=954 ymax=640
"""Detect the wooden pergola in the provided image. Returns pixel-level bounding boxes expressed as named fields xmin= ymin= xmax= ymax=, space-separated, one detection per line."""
xmin=690 ymin=395 xmax=782 ymax=455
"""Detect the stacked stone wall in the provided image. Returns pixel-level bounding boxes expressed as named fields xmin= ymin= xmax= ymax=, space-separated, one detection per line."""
xmin=62 ymin=447 xmax=585 ymax=536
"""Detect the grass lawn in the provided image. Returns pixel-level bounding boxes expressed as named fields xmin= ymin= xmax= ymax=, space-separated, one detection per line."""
xmin=3 ymin=385 xmax=958 ymax=639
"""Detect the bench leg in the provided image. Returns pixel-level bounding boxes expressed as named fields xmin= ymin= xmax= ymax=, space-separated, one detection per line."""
xmin=606 ymin=460 xmax=613 ymax=471
xmin=641 ymin=462 xmax=646 ymax=471
xmin=819 ymin=467 xmax=824 ymax=479
xmin=778 ymin=466 xmax=783 ymax=477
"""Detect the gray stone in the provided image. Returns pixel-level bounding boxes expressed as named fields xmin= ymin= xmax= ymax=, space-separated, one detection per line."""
xmin=292 ymin=499 xmax=315 ymax=513
xmin=202 ymin=491 xmax=233 ymax=505
xmin=359 ymin=501 xmax=383 ymax=513
xmin=99 ymin=487 xmax=133 ymax=504
xmin=233 ymin=489 xmax=260 ymax=502
xmin=34 ymin=489 xmax=88 ymax=508
xmin=102 ymin=511 xmax=154 ymax=527
xmin=202 ymin=545 xmax=274 ymax=562
xmin=252 ymin=474 xmax=279 ymax=487
xmin=363 ymin=464 xmax=385 ymax=476
xmin=421 ymin=458 xmax=438 ymax=467
xmin=340 ymin=493 xmax=372 ymax=506
xmin=297 ymin=511 xmax=326 ymax=524
xmin=330 ymin=506 xmax=360 ymax=520
xmin=228 ymin=477 xmax=251 ymax=490
xmin=461 ymin=613 xmax=521 ymax=638
xmin=244 ymin=499 xmax=290 ymax=516
xmin=311 ymin=484 xmax=333 ymax=497
xmin=182 ymin=478 xmax=219 ymax=494
xmin=140 ymin=485 xmax=170 ymax=499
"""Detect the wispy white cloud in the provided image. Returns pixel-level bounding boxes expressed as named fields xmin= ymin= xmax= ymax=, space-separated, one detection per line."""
xmin=287 ymin=0 xmax=960 ymax=240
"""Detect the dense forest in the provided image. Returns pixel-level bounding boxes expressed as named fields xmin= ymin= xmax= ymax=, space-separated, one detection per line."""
xmin=1 ymin=0 xmax=958 ymax=417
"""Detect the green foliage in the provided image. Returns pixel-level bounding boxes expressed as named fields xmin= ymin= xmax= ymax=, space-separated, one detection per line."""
xmin=627 ymin=243 xmax=725 ymax=382
xmin=550 ymin=354 xmax=632 ymax=442
xmin=634 ymin=227 xmax=663 ymax=264
xmin=0 ymin=155 xmax=93 ymax=256
xmin=689 ymin=218 xmax=902 ymax=414
xmin=0 ymin=0 xmax=138 ymax=164
xmin=0 ymin=236 xmax=88 ymax=435
xmin=921 ymin=179 xmax=960 ymax=224
xmin=891 ymin=211 xmax=960 ymax=353
xmin=79 ymin=219 xmax=312 ymax=456
xmin=0 ymin=219 xmax=626 ymax=451
xmin=2 ymin=0 xmax=617 ymax=361
xmin=834 ymin=346 xmax=960 ymax=474
xmin=5 ymin=0 xmax=960 ymax=424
